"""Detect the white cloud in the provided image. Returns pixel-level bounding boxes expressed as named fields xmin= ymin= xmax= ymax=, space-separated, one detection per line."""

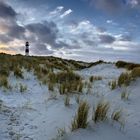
xmin=49 ymin=6 xmax=64 ymax=15
xmin=60 ymin=9 xmax=73 ymax=18
xmin=106 ymin=20 xmax=112 ymax=24
xmin=128 ymin=0 xmax=139 ymax=7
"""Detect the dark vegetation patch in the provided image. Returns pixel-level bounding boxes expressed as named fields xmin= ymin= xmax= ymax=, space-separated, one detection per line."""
xmin=116 ymin=61 xmax=140 ymax=70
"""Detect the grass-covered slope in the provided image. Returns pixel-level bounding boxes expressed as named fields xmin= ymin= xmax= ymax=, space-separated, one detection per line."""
xmin=0 ymin=53 xmax=140 ymax=140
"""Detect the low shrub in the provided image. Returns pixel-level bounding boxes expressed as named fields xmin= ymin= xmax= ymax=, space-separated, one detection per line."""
xmin=118 ymin=72 xmax=131 ymax=87
xmin=0 ymin=75 xmax=9 ymax=89
xmin=0 ymin=100 xmax=3 ymax=110
xmin=52 ymin=71 xmax=83 ymax=95
xmin=89 ymin=76 xmax=94 ymax=82
xmin=93 ymin=101 xmax=110 ymax=123
xmin=48 ymin=82 xmax=54 ymax=91
xmin=56 ymin=71 xmax=81 ymax=84
xmin=64 ymin=95 xmax=70 ymax=107
xmin=14 ymin=67 xmax=23 ymax=79
xmin=71 ymin=101 xmax=89 ymax=131
xmin=75 ymin=95 xmax=80 ymax=104
xmin=109 ymin=80 xmax=117 ymax=90
xmin=111 ymin=109 xmax=125 ymax=129
xmin=20 ymin=84 xmax=27 ymax=93
xmin=89 ymin=76 xmax=102 ymax=82
xmin=111 ymin=109 xmax=122 ymax=123
xmin=116 ymin=61 xmax=140 ymax=70
xmin=0 ymin=66 xmax=10 ymax=77
xmin=121 ymin=90 xmax=129 ymax=100
xmin=118 ymin=68 xmax=140 ymax=87
xmin=131 ymin=67 xmax=140 ymax=78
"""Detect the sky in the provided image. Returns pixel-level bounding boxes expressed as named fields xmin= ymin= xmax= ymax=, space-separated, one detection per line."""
xmin=0 ymin=0 xmax=140 ymax=62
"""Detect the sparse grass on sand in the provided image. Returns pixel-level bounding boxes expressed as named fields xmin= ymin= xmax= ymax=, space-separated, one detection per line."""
xmin=118 ymin=67 xmax=140 ymax=87
xmin=64 ymin=95 xmax=70 ymax=107
xmin=48 ymin=70 xmax=83 ymax=95
xmin=89 ymin=76 xmax=102 ymax=83
xmin=116 ymin=61 xmax=140 ymax=70
xmin=131 ymin=67 xmax=140 ymax=78
xmin=93 ymin=101 xmax=110 ymax=123
xmin=71 ymin=101 xmax=89 ymax=131
xmin=0 ymin=75 xmax=10 ymax=89
xmin=109 ymin=80 xmax=117 ymax=90
xmin=14 ymin=66 xmax=24 ymax=79
xmin=121 ymin=89 xmax=129 ymax=101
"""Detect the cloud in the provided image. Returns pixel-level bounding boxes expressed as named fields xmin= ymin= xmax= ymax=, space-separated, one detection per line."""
xmin=49 ymin=6 xmax=64 ymax=15
xmin=31 ymin=43 xmax=54 ymax=55
xmin=89 ymin=0 xmax=124 ymax=12
xmin=127 ymin=0 xmax=140 ymax=7
xmin=116 ymin=34 xmax=132 ymax=41
xmin=99 ymin=34 xmax=116 ymax=44
xmin=0 ymin=1 xmax=75 ymax=55
xmin=106 ymin=20 xmax=112 ymax=24
xmin=60 ymin=9 xmax=73 ymax=18
xmin=8 ymin=24 xmax=25 ymax=39
xmin=0 ymin=34 xmax=12 ymax=43
xmin=0 ymin=1 xmax=17 ymax=19
xmin=0 ymin=1 xmax=25 ymax=43
xmin=26 ymin=21 xmax=58 ymax=46
xmin=88 ymin=0 xmax=140 ymax=13
xmin=0 ymin=0 xmax=139 ymax=62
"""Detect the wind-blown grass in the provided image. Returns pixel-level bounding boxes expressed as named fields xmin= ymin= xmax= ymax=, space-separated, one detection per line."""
xmin=93 ymin=101 xmax=110 ymax=123
xmin=109 ymin=80 xmax=117 ymax=90
xmin=71 ymin=101 xmax=89 ymax=131
xmin=0 ymin=75 xmax=10 ymax=89
xmin=64 ymin=95 xmax=70 ymax=107
xmin=118 ymin=72 xmax=131 ymax=87
xmin=131 ymin=67 xmax=140 ymax=78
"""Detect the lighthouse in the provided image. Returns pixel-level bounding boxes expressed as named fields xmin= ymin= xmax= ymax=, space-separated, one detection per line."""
xmin=25 ymin=41 xmax=29 ymax=56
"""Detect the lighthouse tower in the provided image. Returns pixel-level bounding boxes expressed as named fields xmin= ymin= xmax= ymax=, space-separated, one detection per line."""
xmin=25 ymin=41 xmax=29 ymax=56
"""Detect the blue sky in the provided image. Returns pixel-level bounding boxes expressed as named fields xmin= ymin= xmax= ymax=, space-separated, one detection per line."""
xmin=0 ymin=0 xmax=140 ymax=62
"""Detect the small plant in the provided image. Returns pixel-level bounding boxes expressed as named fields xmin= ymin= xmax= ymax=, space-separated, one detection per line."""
xmin=52 ymin=128 xmax=66 ymax=140
xmin=20 ymin=84 xmax=27 ymax=93
xmin=109 ymin=80 xmax=117 ymax=90
xmin=14 ymin=66 xmax=23 ymax=79
xmin=89 ymin=76 xmax=102 ymax=83
xmin=71 ymin=101 xmax=89 ymax=131
xmin=78 ymin=82 xmax=83 ymax=92
xmin=48 ymin=82 xmax=54 ymax=91
xmin=22 ymin=101 xmax=33 ymax=110
xmin=59 ymin=83 xmax=66 ymax=95
xmin=93 ymin=101 xmax=110 ymax=123
xmin=86 ymin=82 xmax=92 ymax=94
xmin=89 ymin=76 xmax=94 ymax=82
xmin=64 ymin=95 xmax=70 ymax=107
xmin=47 ymin=92 xmax=57 ymax=101
xmin=118 ymin=72 xmax=131 ymax=87
xmin=131 ymin=67 xmax=140 ymax=78
xmin=0 ymin=100 xmax=3 ymax=110
xmin=42 ymin=78 xmax=47 ymax=85
xmin=75 ymin=95 xmax=80 ymax=104
xmin=0 ymin=66 xmax=10 ymax=77
xmin=116 ymin=61 xmax=140 ymax=70
xmin=48 ymin=72 xmax=56 ymax=83
xmin=84 ymin=81 xmax=88 ymax=88
xmin=121 ymin=89 xmax=129 ymax=100
xmin=111 ymin=109 xmax=125 ymax=129
xmin=48 ymin=71 xmax=83 ymax=95
xmin=0 ymin=75 xmax=9 ymax=89
xmin=57 ymin=128 xmax=66 ymax=138
xmin=111 ymin=109 xmax=122 ymax=123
